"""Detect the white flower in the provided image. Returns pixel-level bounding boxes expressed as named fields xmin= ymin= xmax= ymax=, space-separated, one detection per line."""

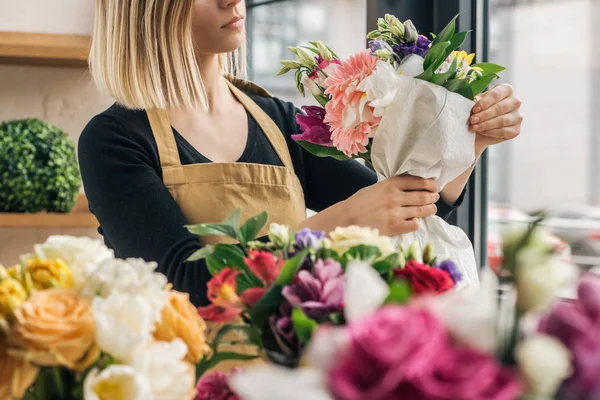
xmin=326 ymin=226 xmax=395 ymax=256
xmin=93 ymin=293 xmax=154 ymax=361
xmin=396 ymin=54 xmax=425 ymax=78
xmin=268 ymin=223 xmax=292 ymax=248
xmin=84 ymin=365 xmax=150 ymax=400
xmin=31 ymin=235 xmax=114 ymax=289
xmin=516 ymin=251 xmax=578 ymax=312
xmin=358 ymin=60 xmax=400 ymax=118
xmin=229 ymin=365 xmax=333 ymax=400
xmin=302 ymin=77 xmax=323 ymax=96
xmin=516 ymin=334 xmax=573 ymax=397
xmin=127 ymin=339 xmax=194 ymax=400
xmin=81 ymin=258 xmax=168 ymax=322
xmin=429 ymin=268 xmax=503 ymax=353
xmin=344 ymin=261 xmax=389 ymax=322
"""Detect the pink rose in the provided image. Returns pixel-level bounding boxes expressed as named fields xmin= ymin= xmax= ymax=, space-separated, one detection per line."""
xmin=328 ymin=306 xmax=446 ymax=400
xmin=409 ymin=345 xmax=522 ymax=400
xmin=196 ymin=369 xmax=241 ymax=400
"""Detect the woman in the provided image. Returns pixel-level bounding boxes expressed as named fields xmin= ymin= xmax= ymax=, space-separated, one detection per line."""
xmin=79 ymin=0 xmax=523 ymax=307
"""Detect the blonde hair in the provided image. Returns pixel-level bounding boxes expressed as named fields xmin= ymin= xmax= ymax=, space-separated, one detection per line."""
xmin=89 ymin=0 xmax=247 ymax=110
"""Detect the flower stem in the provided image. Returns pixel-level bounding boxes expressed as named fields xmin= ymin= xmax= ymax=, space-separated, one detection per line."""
xmin=52 ymin=367 xmax=66 ymax=400
xmin=501 ymin=309 xmax=522 ymax=365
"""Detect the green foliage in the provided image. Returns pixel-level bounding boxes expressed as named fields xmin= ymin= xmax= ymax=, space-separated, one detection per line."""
xmin=0 ymin=119 xmax=81 ymax=213
xmin=292 ymin=307 xmax=318 ymax=343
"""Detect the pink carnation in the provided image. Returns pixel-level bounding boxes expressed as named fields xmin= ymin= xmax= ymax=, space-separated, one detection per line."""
xmin=196 ymin=369 xmax=241 ymax=400
xmin=324 ymin=50 xmax=380 ymax=156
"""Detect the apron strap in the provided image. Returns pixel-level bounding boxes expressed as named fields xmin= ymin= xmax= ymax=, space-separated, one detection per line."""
xmin=225 ymin=80 xmax=296 ymax=174
xmin=147 ymin=108 xmax=182 ymax=168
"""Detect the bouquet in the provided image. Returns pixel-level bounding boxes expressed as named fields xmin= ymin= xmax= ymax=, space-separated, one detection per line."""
xmin=0 ymin=236 xmax=256 ymax=400
xmin=217 ymin=219 xmax=598 ymax=400
xmin=184 ymin=208 xmax=464 ymax=372
xmin=278 ymin=14 xmax=507 ymax=288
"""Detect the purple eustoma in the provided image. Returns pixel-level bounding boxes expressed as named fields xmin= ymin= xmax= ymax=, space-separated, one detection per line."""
xmin=436 ymin=260 xmax=463 ymax=284
xmin=295 ymin=228 xmax=326 ymax=250
xmin=393 ymin=34 xmax=432 ymax=59
xmin=292 ymin=106 xmax=334 ymax=146
xmin=368 ymin=39 xmax=393 ymax=56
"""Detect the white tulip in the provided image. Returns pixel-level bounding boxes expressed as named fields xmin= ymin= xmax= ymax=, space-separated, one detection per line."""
xmin=516 ymin=334 xmax=573 ymax=397
xmin=127 ymin=339 xmax=194 ymax=400
xmin=93 ymin=293 xmax=153 ymax=361
xmin=31 ymin=235 xmax=114 ymax=289
xmin=84 ymin=365 xmax=150 ymax=400
xmin=81 ymin=258 xmax=168 ymax=323
xmin=344 ymin=260 xmax=389 ymax=322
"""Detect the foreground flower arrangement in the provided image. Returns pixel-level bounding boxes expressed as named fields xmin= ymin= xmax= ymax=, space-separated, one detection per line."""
xmin=184 ymin=208 xmax=464 ymax=371
xmin=208 ymin=217 xmax=599 ymax=400
xmin=0 ymin=236 xmax=252 ymax=400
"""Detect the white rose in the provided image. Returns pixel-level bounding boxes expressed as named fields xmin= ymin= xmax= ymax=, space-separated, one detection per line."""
xmin=81 ymin=258 xmax=168 ymax=323
xmin=327 ymin=226 xmax=395 ymax=256
xmin=32 ymin=235 xmax=114 ymax=288
xmin=516 ymin=251 xmax=578 ymax=312
xmin=268 ymin=223 xmax=292 ymax=248
xmin=84 ymin=365 xmax=150 ymax=400
xmin=516 ymin=334 xmax=573 ymax=397
xmin=127 ymin=339 xmax=194 ymax=400
xmin=93 ymin=294 xmax=153 ymax=361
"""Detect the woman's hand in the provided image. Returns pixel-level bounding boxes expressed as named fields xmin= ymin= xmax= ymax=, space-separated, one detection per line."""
xmin=340 ymin=176 xmax=439 ymax=236
xmin=469 ymin=83 xmax=523 ymax=153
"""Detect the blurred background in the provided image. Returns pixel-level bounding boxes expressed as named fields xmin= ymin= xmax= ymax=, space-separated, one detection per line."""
xmin=0 ymin=0 xmax=595 ymax=271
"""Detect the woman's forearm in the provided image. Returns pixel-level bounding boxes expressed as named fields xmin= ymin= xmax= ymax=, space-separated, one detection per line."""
xmin=440 ymin=144 xmax=487 ymax=206
xmin=296 ymin=200 xmax=351 ymax=233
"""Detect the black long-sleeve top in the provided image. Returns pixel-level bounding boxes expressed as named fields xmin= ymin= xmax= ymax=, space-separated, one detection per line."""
xmin=78 ymin=90 xmax=463 ymax=306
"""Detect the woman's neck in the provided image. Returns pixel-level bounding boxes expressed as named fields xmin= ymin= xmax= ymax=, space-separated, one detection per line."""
xmin=195 ymin=54 xmax=232 ymax=113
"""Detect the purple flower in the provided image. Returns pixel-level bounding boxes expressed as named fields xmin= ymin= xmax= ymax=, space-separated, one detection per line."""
xmin=295 ymin=228 xmax=326 ymax=250
xmin=393 ymin=34 xmax=431 ymax=59
xmin=368 ymin=39 xmax=393 ymax=56
xmin=282 ymin=259 xmax=344 ymax=320
xmin=540 ymin=274 xmax=600 ymax=400
xmin=292 ymin=106 xmax=333 ymax=146
xmin=436 ymin=260 xmax=462 ymax=284
xmin=272 ymin=302 xmax=298 ymax=348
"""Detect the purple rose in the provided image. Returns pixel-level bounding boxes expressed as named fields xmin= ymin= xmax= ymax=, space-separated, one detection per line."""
xmin=292 ymin=106 xmax=333 ymax=146
xmin=540 ymin=274 xmax=600 ymax=400
xmin=282 ymin=259 xmax=344 ymax=320
xmin=408 ymin=345 xmax=522 ymax=400
xmin=436 ymin=260 xmax=463 ymax=284
xmin=329 ymin=307 xmax=447 ymax=400
xmin=368 ymin=39 xmax=393 ymax=56
xmin=393 ymin=34 xmax=431 ymax=59
xmin=295 ymin=228 xmax=326 ymax=250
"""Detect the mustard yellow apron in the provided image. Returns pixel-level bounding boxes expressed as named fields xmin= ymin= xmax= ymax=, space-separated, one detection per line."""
xmin=146 ymin=78 xmax=306 ymax=371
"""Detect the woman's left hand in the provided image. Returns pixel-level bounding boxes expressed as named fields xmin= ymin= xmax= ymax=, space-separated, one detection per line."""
xmin=469 ymin=84 xmax=523 ymax=153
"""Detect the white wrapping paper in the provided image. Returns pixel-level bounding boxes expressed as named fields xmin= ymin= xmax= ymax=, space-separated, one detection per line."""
xmin=370 ymin=73 xmax=480 ymax=287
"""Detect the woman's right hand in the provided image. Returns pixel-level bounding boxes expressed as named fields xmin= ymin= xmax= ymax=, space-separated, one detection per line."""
xmin=341 ymin=176 xmax=439 ymax=236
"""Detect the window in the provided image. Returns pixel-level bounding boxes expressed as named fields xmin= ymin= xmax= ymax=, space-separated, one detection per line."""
xmin=487 ymin=0 xmax=598 ymax=269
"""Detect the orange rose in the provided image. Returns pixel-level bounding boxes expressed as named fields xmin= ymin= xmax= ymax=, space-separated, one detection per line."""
xmin=153 ymin=291 xmax=211 ymax=363
xmin=11 ymin=289 xmax=99 ymax=370
xmin=0 ymin=341 xmax=39 ymax=399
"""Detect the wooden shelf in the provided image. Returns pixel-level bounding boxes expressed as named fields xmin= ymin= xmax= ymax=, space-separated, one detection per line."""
xmin=0 ymin=31 xmax=91 ymax=67
xmin=0 ymin=195 xmax=98 ymax=228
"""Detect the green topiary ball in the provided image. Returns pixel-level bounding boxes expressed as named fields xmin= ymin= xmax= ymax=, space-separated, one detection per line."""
xmin=0 ymin=118 xmax=81 ymax=213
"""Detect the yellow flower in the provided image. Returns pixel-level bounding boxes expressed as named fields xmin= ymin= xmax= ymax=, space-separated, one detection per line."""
xmin=11 ymin=289 xmax=99 ymax=370
xmin=153 ymin=291 xmax=211 ymax=363
xmin=0 ymin=341 xmax=39 ymax=400
xmin=24 ymin=257 xmax=73 ymax=290
xmin=0 ymin=278 xmax=28 ymax=320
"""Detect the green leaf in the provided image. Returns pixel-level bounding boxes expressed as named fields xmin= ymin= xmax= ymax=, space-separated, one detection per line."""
xmin=470 ymin=73 xmax=500 ymax=97
xmin=239 ymin=211 xmax=268 ymax=245
xmin=291 ymin=307 xmax=318 ymax=343
xmin=471 ymin=62 xmax=506 ymax=76
xmin=206 ymin=245 xmax=263 ymax=287
xmin=372 ymin=252 xmax=401 ymax=274
xmin=430 ymin=71 xmax=456 ymax=86
xmin=249 ymin=284 xmax=284 ymax=327
xmin=423 ymin=41 xmax=450 ymax=72
xmin=456 ymin=84 xmax=475 ymax=100
xmin=222 ymin=208 xmax=242 ymax=231
xmin=314 ymin=94 xmax=329 ymax=108
xmin=276 ymin=249 xmax=309 ymax=286
xmin=432 ymin=14 xmax=458 ymax=47
xmin=316 ymin=248 xmax=342 ymax=263
xmin=196 ymin=352 xmax=259 ymax=379
xmin=343 ymin=245 xmax=381 ymax=262
xmin=446 ymin=30 xmax=469 ymax=55
xmin=186 ymin=245 xmax=215 ymax=262
xmin=385 ymin=280 xmax=412 ymax=304
xmin=185 ymin=223 xmax=238 ymax=239
xmin=444 ymin=78 xmax=468 ymax=92
xmin=295 ymin=140 xmax=350 ymax=161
